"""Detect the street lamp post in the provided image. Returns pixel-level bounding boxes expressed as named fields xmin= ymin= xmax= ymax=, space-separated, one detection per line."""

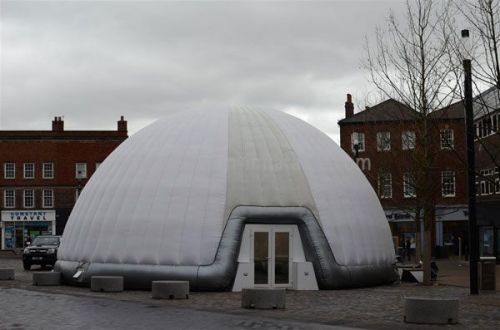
xmin=462 ymin=29 xmax=479 ymax=295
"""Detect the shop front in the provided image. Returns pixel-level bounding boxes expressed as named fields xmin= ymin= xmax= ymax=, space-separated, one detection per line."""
xmin=434 ymin=207 xmax=468 ymax=259
xmin=386 ymin=206 xmax=468 ymax=260
xmin=1 ymin=210 xmax=56 ymax=250
xmin=477 ymin=202 xmax=500 ymax=263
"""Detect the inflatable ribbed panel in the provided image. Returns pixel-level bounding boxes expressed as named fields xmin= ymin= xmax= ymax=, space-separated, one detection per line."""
xmin=56 ymin=108 xmax=396 ymax=290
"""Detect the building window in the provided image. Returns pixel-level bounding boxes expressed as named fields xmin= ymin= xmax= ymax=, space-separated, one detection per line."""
xmin=403 ymin=173 xmax=416 ymax=198
xmin=23 ymin=163 xmax=35 ymax=179
xmin=75 ymin=163 xmax=87 ymax=179
xmin=401 ymin=130 xmax=416 ymax=150
xmin=493 ymin=114 xmax=499 ymax=132
xmin=4 ymin=162 xmax=15 ymax=179
xmin=4 ymin=189 xmax=15 ymax=208
xmin=43 ymin=162 xmax=54 ymax=179
xmin=351 ymin=132 xmax=365 ymax=153
xmin=376 ymin=132 xmax=391 ymax=151
xmin=378 ymin=173 xmax=392 ymax=199
xmin=23 ymin=189 xmax=34 ymax=208
xmin=482 ymin=117 xmax=491 ymax=137
xmin=440 ymin=129 xmax=454 ymax=149
xmin=496 ymin=178 xmax=500 ymax=194
xmin=42 ymin=190 xmax=54 ymax=208
xmin=442 ymin=171 xmax=456 ymax=197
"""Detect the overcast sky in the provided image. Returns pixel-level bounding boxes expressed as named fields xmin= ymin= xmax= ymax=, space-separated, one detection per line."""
xmin=0 ymin=0 xmax=407 ymax=142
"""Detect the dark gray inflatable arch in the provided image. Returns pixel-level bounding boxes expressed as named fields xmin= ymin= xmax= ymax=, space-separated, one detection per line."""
xmin=56 ymin=206 xmax=397 ymax=290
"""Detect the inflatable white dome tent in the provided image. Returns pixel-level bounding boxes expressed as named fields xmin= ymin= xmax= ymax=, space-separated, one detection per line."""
xmin=56 ymin=108 xmax=397 ymax=290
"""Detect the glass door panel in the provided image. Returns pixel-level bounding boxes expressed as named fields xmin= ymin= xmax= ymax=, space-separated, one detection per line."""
xmin=254 ymin=232 xmax=269 ymax=285
xmin=274 ymin=232 xmax=290 ymax=284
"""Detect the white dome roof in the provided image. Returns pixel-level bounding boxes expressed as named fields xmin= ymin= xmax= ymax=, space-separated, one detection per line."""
xmin=58 ymin=108 xmax=395 ymax=288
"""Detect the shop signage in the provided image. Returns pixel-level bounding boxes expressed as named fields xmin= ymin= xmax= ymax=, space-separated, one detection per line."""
xmin=355 ymin=157 xmax=371 ymax=171
xmin=1 ymin=210 xmax=56 ymax=222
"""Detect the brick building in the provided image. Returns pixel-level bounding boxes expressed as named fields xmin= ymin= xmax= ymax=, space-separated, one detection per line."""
xmin=474 ymin=87 xmax=500 ymax=261
xmin=0 ymin=117 xmax=127 ymax=250
xmin=338 ymin=94 xmax=468 ymax=258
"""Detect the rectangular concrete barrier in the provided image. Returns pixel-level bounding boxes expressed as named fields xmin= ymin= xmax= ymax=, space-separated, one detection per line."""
xmin=152 ymin=281 xmax=190 ymax=299
xmin=33 ymin=272 xmax=61 ymax=286
xmin=0 ymin=268 xmax=15 ymax=280
xmin=241 ymin=288 xmax=286 ymax=309
xmin=404 ymin=297 xmax=458 ymax=324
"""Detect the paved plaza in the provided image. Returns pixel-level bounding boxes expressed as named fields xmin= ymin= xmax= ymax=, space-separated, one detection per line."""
xmin=0 ymin=256 xmax=499 ymax=330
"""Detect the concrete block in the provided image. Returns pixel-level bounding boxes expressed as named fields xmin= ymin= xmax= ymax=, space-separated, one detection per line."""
xmin=404 ymin=297 xmax=458 ymax=324
xmin=241 ymin=288 xmax=286 ymax=309
xmin=152 ymin=281 xmax=189 ymax=299
xmin=0 ymin=268 xmax=15 ymax=280
xmin=33 ymin=272 xmax=61 ymax=286
xmin=91 ymin=276 xmax=124 ymax=292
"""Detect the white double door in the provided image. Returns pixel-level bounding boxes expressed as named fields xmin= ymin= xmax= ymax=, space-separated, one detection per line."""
xmin=250 ymin=225 xmax=293 ymax=288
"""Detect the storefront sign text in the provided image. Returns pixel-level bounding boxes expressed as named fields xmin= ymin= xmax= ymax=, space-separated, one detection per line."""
xmin=1 ymin=210 xmax=56 ymax=222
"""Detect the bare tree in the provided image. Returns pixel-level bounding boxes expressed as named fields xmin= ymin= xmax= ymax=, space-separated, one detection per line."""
xmin=455 ymin=0 xmax=500 ymax=88
xmin=364 ymin=0 xmax=461 ymax=285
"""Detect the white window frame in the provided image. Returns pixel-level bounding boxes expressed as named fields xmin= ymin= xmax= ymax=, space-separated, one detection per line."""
xmin=4 ymin=162 xmax=15 ymax=179
xmin=440 ymin=129 xmax=454 ymax=150
xmin=351 ymin=132 xmax=365 ymax=153
xmin=401 ymin=130 xmax=416 ymax=150
xmin=378 ymin=173 xmax=392 ymax=199
xmin=376 ymin=131 xmax=391 ymax=151
xmin=4 ymin=189 xmax=15 ymax=208
xmin=403 ymin=173 xmax=416 ymax=198
xmin=75 ymin=163 xmax=87 ymax=179
xmin=23 ymin=189 xmax=34 ymax=208
xmin=23 ymin=162 xmax=35 ymax=179
xmin=442 ymin=171 xmax=456 ymax=197
xmin=42 ymin=162 xmax=54 ymax=179
xmin=42 ymin=189 xmax=54 ymax=208
xmin=495 ymin=178 xmax=500 ymax=194
xmin=480 ymin=181 xmax=485 ymax=195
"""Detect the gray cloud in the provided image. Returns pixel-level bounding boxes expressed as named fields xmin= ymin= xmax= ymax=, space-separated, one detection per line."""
xmin=0 ymin=0 xmax=406 ymax=142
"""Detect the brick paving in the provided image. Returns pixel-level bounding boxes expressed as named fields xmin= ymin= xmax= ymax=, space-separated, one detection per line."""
xmin=0 ymin=257 xmax=499 ymax=330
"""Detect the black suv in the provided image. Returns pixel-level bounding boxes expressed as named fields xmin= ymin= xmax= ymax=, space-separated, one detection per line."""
xmin=22 ymin=235 xmax=61 ymax=270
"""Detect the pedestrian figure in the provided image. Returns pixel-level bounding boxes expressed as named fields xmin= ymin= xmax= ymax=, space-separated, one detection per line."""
xmin=405 ymin=238 xmax=411 ymax=262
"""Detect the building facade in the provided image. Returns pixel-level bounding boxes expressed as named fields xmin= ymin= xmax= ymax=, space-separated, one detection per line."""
xmin=0 ymin=117 xmax=127 ymax=250
xmin=338 ymin=94 xmax=468 ymax=259
xmin=474 ymin=87 xmax=500 ymax=261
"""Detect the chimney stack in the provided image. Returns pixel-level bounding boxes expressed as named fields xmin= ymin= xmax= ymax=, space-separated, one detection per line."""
xmin=345 ymin=94 xmax=354 ymax=118
xmin=52 ymin=116 xmax=64 ymax=132
xmin=117 ymin=115 xmax=127 ymax=133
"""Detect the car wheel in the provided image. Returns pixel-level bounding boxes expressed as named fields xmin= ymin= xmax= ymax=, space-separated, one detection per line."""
xmin=23 ymin=262 xmax=31 ymax=271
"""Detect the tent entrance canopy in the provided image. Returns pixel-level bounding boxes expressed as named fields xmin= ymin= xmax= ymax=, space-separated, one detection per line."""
xmin=233 ymin=224 xmax=300 ymax=290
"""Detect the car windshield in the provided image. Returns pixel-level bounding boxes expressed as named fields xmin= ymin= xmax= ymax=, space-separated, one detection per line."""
xmin=32 ymin=237 xmax=60 ymax=246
